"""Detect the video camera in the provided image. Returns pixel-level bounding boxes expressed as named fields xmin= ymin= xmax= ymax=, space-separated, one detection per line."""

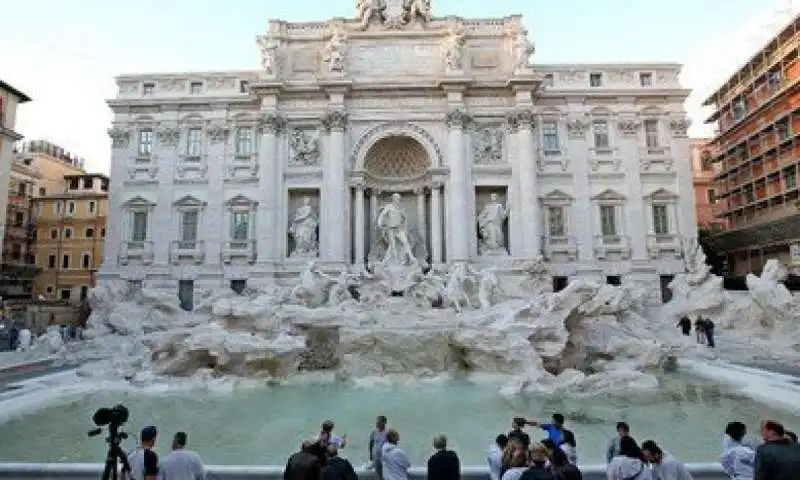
xmin=88 ymin=404 xmax=129 ymax=444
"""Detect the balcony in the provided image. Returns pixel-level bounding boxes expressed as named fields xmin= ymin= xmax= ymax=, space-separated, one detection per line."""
xmin=118 ymin=240 xmax=154 ymax=266
xmin=175 ymin=153 xmax=209 ymax=183
xmin=638 ymin=146 xmax=673 ymax=171
xmin=593 ymin=234 xmax=631 ymax=260
xmin=541 ymin=235 xmax=577 ymax=261
xmin=225 ymin=153 xmax=260 ymax=182
xmin=536 ymin=147 xmax=569 ymax=172
xmin=126 ymin=155 xmax=158 ymax=182
xmin=169 ymin=240 xmax=206 ymax=265
xmin=0 ymin=254 xmax=38 ymax=276
xmin=646 ymin=233 xmax=682 ymax=259
xmin=587 ymin=147 xmax=621 ymax=172
xmin=222 ymin=239 xmax=256 ymax=264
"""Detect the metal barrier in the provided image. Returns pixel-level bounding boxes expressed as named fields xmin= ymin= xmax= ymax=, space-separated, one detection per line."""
xmin=0 ymin=462 xmax=729 ymax=480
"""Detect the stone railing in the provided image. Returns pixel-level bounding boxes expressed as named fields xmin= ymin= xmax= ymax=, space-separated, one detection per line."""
xmin=169 ymin=240 xmax=206 ymax=265
xmin=221 ymin=239 xmax=257 ymax=264
xmin=0 ymin=463 xmax=730 ymax=480
xmin=118 ymin=240 xmax=154 ymax=266
xmin=592 ymin=234 xmax=631 ymax=260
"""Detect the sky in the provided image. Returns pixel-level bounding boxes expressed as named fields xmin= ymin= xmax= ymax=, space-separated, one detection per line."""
xmin=1 ymin=0 xmax=798 ymax=174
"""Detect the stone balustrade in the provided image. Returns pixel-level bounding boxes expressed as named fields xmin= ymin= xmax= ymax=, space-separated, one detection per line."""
xmin=0 ymin=462 xmax=729 ymax=480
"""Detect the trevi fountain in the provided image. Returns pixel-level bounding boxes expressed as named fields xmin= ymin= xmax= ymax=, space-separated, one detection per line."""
xmin=2 ymin=0 xmax=800 ymax=470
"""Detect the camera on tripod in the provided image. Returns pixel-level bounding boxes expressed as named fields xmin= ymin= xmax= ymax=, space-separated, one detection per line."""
xmin=88 ymin=404 xmax=133 ymax=480
xmin=88 ymin=404 xmax=130 ymax=443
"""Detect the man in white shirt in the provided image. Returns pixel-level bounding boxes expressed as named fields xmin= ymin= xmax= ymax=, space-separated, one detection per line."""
xmin=487 ymin=434 xmax=508 ymax=480
xmin=315 ymin=420 xmax=347 ymax=449
xmin=159 ymin=431 xmax=206 ymax=480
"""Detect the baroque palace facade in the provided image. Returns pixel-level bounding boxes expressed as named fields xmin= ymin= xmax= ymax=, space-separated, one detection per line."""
xmin=100 ymin=0 xmax=695 ymax=305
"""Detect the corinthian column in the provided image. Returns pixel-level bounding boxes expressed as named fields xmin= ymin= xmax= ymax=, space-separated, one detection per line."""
xmin=321 ymin=109 xmax=348 ymax=263
xmin=354 ymin=182 xmax=366 ymax=266
xmin=258 ymin=113 xmax=285 ymax=261
xmin=509 ymin=109 xmax=541 ymax=258
xmin=445 ymin=109 xmax=471 ymax=262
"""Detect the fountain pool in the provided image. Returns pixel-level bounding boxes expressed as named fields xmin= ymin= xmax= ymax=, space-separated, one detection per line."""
xmin=0 ymin=372 xmax=798 ymax=466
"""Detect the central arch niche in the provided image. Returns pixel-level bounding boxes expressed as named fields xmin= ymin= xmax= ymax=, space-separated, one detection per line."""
xmin=363 ymin=136 xmax=430 ymax=183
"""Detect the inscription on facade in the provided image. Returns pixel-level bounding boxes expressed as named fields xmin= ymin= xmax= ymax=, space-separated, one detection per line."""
xmin=347 ymin=43 xmax=440 ymax=76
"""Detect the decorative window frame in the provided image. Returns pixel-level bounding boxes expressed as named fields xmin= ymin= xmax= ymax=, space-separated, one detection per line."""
xmin=539 ymin=189 xmax=577 ymax=261
xmin=81 ymin=252 xmax=92 ymax=269
xmin=226 ymin=114 xmax=261 ymax=181
xmin=121 ymin=196 xmax=156 ymax=243
xmin=222 ymin=195 xmax=258 ymax=264
xmin=176 ymin=114 xmax=210 ymax=182
xmin=171 ymin=195 xmax=207 ymax=264
xmin=590 ymin=189 xmax=630 ymax=259
xmin=643 ymin=188 xmax=681 ymax=258
xmin=537 ymin=110 xmax=569 ymax=172
xmin=588 ymin=108 xmax=621 ymax=171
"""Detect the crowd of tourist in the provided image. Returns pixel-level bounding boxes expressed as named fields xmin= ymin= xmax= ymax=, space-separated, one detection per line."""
xmin=120 ymin=414 xmax=800 ymax=480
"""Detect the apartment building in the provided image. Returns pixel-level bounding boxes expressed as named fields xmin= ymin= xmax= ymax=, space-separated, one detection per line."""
xmin=704 ymin=15 xmax=800 ymax=275
xmin=0 ymin=80 xmax=31 ymax=245
xmin=1 ymin=158 xmax=41 ymax=300
xmin=33 ymin=174 xmax=108 ymax=302
xmin=14 ymin=140 xmax=86 ymax=195
xmin=690 ymin=138 xmax=726 ymax=229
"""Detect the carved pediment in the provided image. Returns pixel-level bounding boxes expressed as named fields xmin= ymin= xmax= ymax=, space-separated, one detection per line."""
xmin=591 ymin=189 xmax=626 ymax=202
xmin=122 ymin=195 xmax=156 ymax=208
xmin=540 ymin=189 xmax=574 ymax=205
xmin=173 ymin=194 xmax=207 ymax=208
xmin=645 ymin=187 xmax=678 ymax=201
xmin=224 ymin=194 xmax=258 ymax=207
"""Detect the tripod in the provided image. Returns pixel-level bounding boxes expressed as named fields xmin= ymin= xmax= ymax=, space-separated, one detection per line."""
xmin=101 ymin=436 xmax=131 ymax=480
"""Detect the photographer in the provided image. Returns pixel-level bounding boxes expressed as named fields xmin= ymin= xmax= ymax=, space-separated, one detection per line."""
xmin=127 ymin=426 xmax=159 ymax=480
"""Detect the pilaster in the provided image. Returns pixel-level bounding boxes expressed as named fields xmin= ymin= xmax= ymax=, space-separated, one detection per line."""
xmin=508 ymin=108 xmax=540 ymax=259
xmin=445 ymin=108 xmax=471 ymax=262
xmin=257 ymin=110 xmax=285 ymax=263
xmin=321 ymin=108 xmax=349 ymax=263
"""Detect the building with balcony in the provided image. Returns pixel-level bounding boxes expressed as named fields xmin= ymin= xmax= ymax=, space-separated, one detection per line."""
xmin=32 ymin=174 xmax=109 ymax=302
xmin=1 ymin=158 xmax=41 ymax=300
xmin=1 ymin=80 xmax=32 ymax=246
xmin=101 ymin=1 xmax=696 ymax=307
xmin=690 ymin=138 xmax=726 ymax=229
xmin=704 ymin=15 xmax=800 ymax=276
xmin=13 ymin=140 xmax=87 ymax=196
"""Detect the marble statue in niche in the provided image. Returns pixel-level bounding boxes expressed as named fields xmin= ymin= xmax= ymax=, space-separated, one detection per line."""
xmin=289 ymin=129 xmax=320 ymax=165
xmin=477 ymin=193 xmax=508 ymax=255
xmin=443 ymin=21 xmax=466 ymax=72
xmin=375 ymin=193 xmax=416 ymax=266
xmin=323 ymin=23 xmax=347 ymax=73
xmin=472 ymin=127 xmax=503 ymax=164
xmin=288 ymin=197 xmax=319 ymax=257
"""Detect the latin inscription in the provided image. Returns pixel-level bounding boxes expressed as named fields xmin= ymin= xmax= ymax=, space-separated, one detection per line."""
xmin=348 ymin=42 xmax=440 ymax=77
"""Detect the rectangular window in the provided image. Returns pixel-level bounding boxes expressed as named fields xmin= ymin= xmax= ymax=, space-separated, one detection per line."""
xmin=181 ymin=211 xmax=199 ymax=243
xmin=131 ymin=211 xmax=148 ymax=242
xmin=48 ymin=254 xmax=56 ymax=268
xmin=86 ymin=228 xmax=95 ymax=238
xmin=593 ymin=120 xmax=610 ymax=149
xmin=190 ymin=82 xmax=202 ymax=94
xmin=239 ymin=80 xmax=250 ymax=93
xmin=67 ymin=201 xmax=76 ymax=215
xmin=639 ymin=72 xmax=653 ymax=87
xmin=542 ymin=74 xmax=554 ymax=87
xmin=600 ymin=205 xmax=617 ymax=236
xmin=62 ymin=255 xmax=70 ymax=269
xmin=547 ymin=206 xmax=565 ymax=237
xmin=64 ymin=227 xmax=72 ymax=239
xmin=732 ymin=98 xmax=747 ymax=121
xmin=707 ymin=189 xmax=716 ymax=205
xmin=101 ymin=228 xmax=106 ymax=237
xmin=644 ymin=119 xmax=659 ymax=148
xmin=142 ymin=83 xmax=155 ymax=96
xmin=783 ymin=168 xmax=797 ymax=189
xmin=777 ymin=120 xmax=790 ymax=141
xmin=89 ymin=201 xmax=96 ymax=214
xmin=138 ymin=129 xmax=153 ymax=157
xmin=55 ymin=200 xmax=63 ymax=215
xmin=80 ymin=286 xmax=89 ymax=301
xmin=231 ymin=211 xmax=250 ymax=241
xmin=187 ymin=128 xmax=203 ymax=158
xmin=50 ymin=228 xmax=58 ymax=240
xmin=82 ymin=254 xmax=91 ymax=269
xmin=768 ymin=71 xmax=781 ymax=91
xmin=69 ymin=178 xmax=79 ymax=190
xmin=652 ymin=205 xmax=669 ymax=235
xmin=541 ymin=121 xmax=559 ymax=151
xmin=589 ymin=73 xmax=603 ymax=87
xmin=45 ymin=285 xmax=54 ymax=295
xmin=235 ymin=127 xmax=253 ymax=157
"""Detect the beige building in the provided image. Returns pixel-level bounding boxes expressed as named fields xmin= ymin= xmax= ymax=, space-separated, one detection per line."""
xmin=33 ymin=173 xmax=109 ymax=302
xmin=14 ymin=140 xmax=87 ymax=196
xmin=1 ymin=158 xmax=41 ymax=300
xmin=0 ymin=80 xmax=31 ymax=245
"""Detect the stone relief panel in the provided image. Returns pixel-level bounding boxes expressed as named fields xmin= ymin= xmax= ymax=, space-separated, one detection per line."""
xmin=471 ymin=125 xmax=504 ymax=164
xmin=289 ymin=128 xmax=321 ymax=166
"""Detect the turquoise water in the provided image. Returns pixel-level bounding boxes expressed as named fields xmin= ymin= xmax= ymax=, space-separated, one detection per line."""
xmin=0 ymin=374 xmax=797 ymax=466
